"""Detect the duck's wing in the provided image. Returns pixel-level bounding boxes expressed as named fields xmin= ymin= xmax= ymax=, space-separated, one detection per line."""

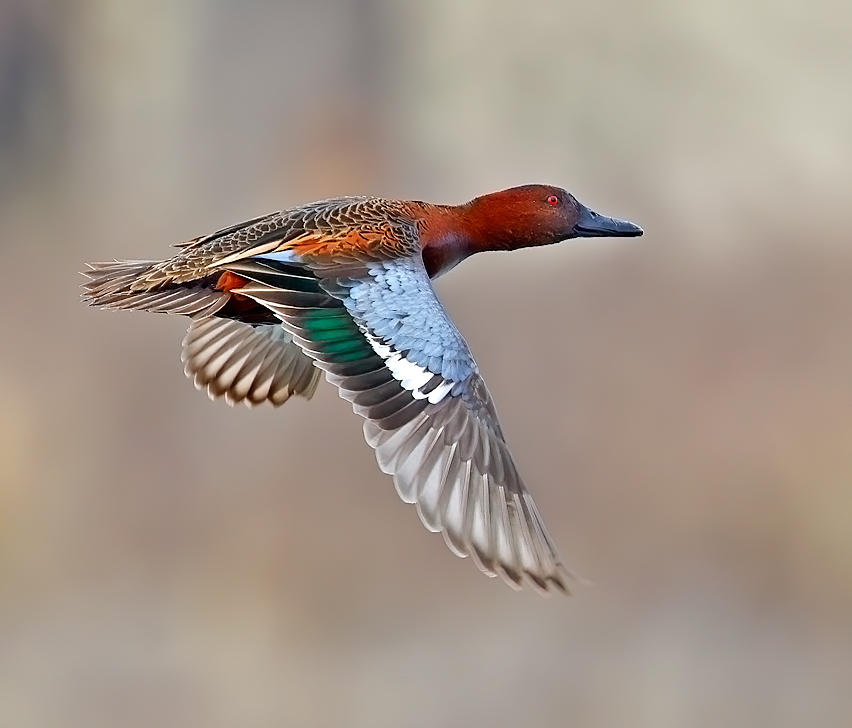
xmin=181 ymin=318 xmax=320 ymax=407
xmin=228 ymin=255 xmax=575 ymax=594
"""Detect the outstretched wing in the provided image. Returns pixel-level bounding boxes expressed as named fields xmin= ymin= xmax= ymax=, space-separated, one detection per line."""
xmin=229 ymin=256 xmax=574 ymax=593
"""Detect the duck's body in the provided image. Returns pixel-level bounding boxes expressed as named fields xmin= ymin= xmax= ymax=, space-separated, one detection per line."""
xmin=83 ymin=185 xmax=641 ymax=593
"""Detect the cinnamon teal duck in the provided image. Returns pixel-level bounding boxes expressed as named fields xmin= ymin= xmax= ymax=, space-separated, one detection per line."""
xmin=83 ymin=185 xmax=642 ymax=594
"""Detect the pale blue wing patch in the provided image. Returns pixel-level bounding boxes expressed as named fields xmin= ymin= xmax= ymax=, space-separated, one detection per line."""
xmin=331 ymin=258 xmax=477 ymax=402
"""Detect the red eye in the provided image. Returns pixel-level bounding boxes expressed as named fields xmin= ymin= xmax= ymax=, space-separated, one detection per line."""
xmin=547 ymin=195 xmax=559 ymax=206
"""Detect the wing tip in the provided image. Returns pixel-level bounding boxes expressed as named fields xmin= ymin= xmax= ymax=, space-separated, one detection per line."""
xmin=437 ymin=519 xmax=583 ymax=596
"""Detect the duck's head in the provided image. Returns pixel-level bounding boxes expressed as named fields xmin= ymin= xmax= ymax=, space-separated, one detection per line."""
xmin=465 ymin=184 xmax=643 ymax=251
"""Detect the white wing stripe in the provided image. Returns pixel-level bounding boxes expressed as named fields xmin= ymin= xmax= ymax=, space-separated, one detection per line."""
xmin=362 ymin=331 xmax=454 ymax=403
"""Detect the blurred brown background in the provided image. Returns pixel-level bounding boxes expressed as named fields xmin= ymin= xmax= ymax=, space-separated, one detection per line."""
xmin=1 ymin=0 xmax=851 ymax=726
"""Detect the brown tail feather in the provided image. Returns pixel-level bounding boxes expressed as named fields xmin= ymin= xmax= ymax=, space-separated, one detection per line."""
xmin=81 ymin=260 xmax=229 ymax=318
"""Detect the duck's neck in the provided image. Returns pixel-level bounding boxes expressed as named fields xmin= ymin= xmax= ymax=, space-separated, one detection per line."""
xmin=418 ymin=200 xmax=527 ymax=279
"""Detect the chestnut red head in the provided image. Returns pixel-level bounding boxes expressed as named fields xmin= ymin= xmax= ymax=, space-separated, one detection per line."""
xmin=465 ymin=184 xmax=643 ymax=251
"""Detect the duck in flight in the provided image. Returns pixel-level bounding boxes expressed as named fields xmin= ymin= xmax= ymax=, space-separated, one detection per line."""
xmin=83 ymin=185 xmax=642 ymax=594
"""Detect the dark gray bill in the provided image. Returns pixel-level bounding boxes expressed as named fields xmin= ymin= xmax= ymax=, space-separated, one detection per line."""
xmin=574 ymin=204 xmax=643 ymax=238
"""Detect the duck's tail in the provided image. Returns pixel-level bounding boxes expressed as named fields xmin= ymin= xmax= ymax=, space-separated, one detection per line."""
xmin=81 ymin=260 xmax=229 ymax=317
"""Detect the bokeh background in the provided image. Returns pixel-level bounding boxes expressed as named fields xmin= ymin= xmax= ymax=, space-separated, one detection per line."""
xmin=1 ymin=1 xmax=851 ymax=726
